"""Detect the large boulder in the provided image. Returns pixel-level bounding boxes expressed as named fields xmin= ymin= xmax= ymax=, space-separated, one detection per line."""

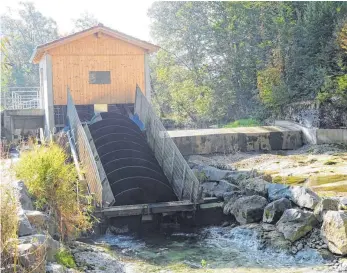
xmin=15 ymin=180 xmax=34 ymax=210
xmin=268 ymin=184 xmax=320 ymax=209
xmin=19 ymin=234 xmax=60 ymax=262
xmin=321 ymin=211 xmax=347 ymax=255
xmin=25 ymin=210 xmax=49 ymax=230
xmin=276 ymin=208 xmax=318 ymax=242
xmin=223 ymin=192 xmax=242 ymax=215
xmin=201 ymin=180 xmax=240 ymax=198
xmin=314 ymin=198 xmax=340 ymax=222
xmin=46 ymin=263 xmax=67 ymax=273
xmin=17 ymin=243 xmax=45 ymax=272
xmin=232 ymin=195 xmax=268 ymax=224
xmin=263 ymin=198 xmax=292 ymax=224
xmin=290 ymin=186 xmax=320 ymax=210
xmin=268 ymin=184 xmax=292 ymax=201
xmin=241 ymin=177 xmax=269 ymax=198
xmin=18 ymin=212 xmax=33 ymax=237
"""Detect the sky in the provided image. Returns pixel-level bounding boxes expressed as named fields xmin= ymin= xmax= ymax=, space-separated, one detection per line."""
xmin=0 ymin=0 xmax=155 ymax=41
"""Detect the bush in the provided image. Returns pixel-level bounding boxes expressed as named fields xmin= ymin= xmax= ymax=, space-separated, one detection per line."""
xmin=14 ymin=143 xmax=93 ymax=240
xmin=0 ymin=184 xmax=19 ymax=267
xmin=55 ymin=248 xmax=76 ymax=268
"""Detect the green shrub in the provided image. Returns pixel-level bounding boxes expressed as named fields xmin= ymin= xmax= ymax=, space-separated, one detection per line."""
xmin=14 ymin=143 xmax=93 ymax=240
xmin=55 ymin=248 xmax=76 ymax=268
xmin=223 ymin=118 xmax=261 ymax=128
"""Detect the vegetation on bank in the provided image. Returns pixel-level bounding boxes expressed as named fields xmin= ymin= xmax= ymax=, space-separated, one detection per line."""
xmin=0 ymin=184 xmax=19 ymax=268
xmin=55 ymin=248 xmax=77 ymax=268
xmin=14 ymin=143 xmax=94 ymax=240
xmin=222 ymin=119 xmax=261 ymax=128
xmin=149 ymin=2 xmax=347 ymax=126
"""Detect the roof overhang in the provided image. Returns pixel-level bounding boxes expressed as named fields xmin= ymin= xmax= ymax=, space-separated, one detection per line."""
xmin=30 ymin=24 xmax=160 ymax=64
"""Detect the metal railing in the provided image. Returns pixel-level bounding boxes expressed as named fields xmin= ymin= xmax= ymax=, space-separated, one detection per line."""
xmin=67 ymin=88 xmax=103 ymax=207
xmin=134 ymin=86 xmax=202 ymax=204
xmin=2 ymin=87 xmax=41 ymax=110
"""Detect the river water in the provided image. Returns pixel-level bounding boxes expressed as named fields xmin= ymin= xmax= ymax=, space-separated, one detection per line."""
xmin=92 ymin=226 xmax=333 ymax=273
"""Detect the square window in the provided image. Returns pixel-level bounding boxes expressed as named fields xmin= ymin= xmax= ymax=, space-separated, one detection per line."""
xmin=89 ymin=71 xmax=111 ymax=84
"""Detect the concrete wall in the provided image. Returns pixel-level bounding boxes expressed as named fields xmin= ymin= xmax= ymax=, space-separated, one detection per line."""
xmin=274 ymin=120 xmax=347 ymax=145
xmin=167 ymin=127 xmax=302 ymax=155
xmin=3 ymin=109 xmax=44 ymax=140
xmin=316 ymin=129 xmax=347 ymax=144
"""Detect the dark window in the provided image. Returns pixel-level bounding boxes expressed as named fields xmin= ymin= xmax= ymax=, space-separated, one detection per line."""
xmin=89 ymin=71 xmax=111 ymax=84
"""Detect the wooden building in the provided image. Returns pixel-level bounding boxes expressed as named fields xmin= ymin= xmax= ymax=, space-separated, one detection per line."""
xmin=31 ymin=24 xmax=159 ymax=135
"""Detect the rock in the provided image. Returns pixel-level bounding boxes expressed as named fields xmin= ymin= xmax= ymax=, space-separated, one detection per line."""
xmin=223 ymin=193 xmax=242 ymax=215
xmin=18 ymin=211 xmax=33 ymax=237
xmin=19 ymin=234 xmax=60 ymax=262
xmin=276 ymin=208 xmax=318 ymax=242
xmin=290 ymin=186 xmax=320 ymax=209
xmin=25 ymin=210 xmax=49 ymax=230
xmin=321 ymin=211 xmax=347 ymax=255
xmin=268 ymin=184 xmax=320 ymax=209
xmin=241 ymin=177 xmax=269 ymax=198
xmin=314 ymin=198 xmax=340 ymax=222
xmin=201 ymin=180 xmax=239 ymax=198
xmin=263 ymin=230 xmax=291 ymax=251
xmin=192 ymin=164 xmax=233 ymax=181
xmin=46 ymin=263 xmax=67 ymax=273
xmin=17 ymin=243 xmax=45 ymax=272
xmin=268 ymin=184 xmax=292 ymax=201
xmin=16 ymin=180 xmax=34 ymax=210
xmin=222 ymin=191 xmax=241 ymax=202
xmin=232 ymin=195 xmax=268 ymax=224
xmin=72 ymin=242 xmax=124 ymax=272
xmin=263 ymin=198 xmax=292 ymax=224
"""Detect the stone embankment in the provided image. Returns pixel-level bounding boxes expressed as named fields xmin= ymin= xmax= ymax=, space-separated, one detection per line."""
xmin=192 ymin=163 xmax=347 ymax=271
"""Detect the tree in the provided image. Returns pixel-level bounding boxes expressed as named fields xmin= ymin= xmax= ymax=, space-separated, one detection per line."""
xmin=1 ymin=2 xmax=59 ymax=86
xmin=149 ymin=2 xmax=347 ymax=126
xmin=72 ymin=12 xmax=99 ymax=33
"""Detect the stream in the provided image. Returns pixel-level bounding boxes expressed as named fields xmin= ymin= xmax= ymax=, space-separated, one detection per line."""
xmin=90 ymin=226 xmax=333 ymax=273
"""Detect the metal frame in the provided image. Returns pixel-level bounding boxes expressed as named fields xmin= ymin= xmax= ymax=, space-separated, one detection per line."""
xmin=134 ymin=85 xmax=202 ymax=204
xmin=67 ymin=88 xmax=103 ymax=207
xmin=2 ymin=87 xmax=41 ymax=110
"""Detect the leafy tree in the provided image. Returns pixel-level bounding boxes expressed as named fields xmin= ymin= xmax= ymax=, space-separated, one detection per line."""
xmin=1 ymin=2 xmax=59 ymax=86
xmin=149 ymin=1 xmax=347 ymax=126
xmin=72 ymin=11 xmax=99 ymax=33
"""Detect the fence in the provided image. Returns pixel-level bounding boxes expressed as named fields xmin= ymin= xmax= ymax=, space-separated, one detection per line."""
xmin=2 ymin=87 xmax=41 ymax=110
xmin=67 ymin=88 xmax=103 ymax=206
xmin=134 ymin=86 xmax=201 ymax=203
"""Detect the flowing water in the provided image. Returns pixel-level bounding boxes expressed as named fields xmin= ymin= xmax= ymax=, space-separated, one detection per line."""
xmin=92 ymin=226 xmax=334 ymax=273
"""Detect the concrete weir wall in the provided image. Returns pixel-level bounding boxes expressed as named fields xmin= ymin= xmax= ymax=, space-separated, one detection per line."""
xmin=167 ymin=126 xmax=302 ymax=155
xmin=274 ymin=120 xmax=347 ymax=145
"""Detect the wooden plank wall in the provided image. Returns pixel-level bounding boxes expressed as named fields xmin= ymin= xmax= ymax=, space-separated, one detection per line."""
xmin=48 ymin=33 xmax=146 ymax=105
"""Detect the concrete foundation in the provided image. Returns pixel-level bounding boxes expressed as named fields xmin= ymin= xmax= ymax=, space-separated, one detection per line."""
xmin=167 ymin=126 xmax=302 ymax=155
xmin=2 ymin=109 xmax=44 ymax=140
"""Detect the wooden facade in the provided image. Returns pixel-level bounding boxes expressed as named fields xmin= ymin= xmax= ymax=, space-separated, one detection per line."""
xmin=48 ymin=33 xmax=146 ymax=105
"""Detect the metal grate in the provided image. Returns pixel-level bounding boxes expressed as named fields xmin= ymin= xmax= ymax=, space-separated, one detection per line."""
xmin=67 ymin=88 xmax=103 ymax=206
xmin=134 ymin=86 xmax=202 ymax=204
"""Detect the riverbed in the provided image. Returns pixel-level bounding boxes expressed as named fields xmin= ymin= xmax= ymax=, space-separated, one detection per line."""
xmin=87 ymin=226 xmax=335 ymax=273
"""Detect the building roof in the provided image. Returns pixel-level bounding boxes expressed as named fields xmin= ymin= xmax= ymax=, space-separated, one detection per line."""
xmin=30 ymin=24 xmax=160 ymax=63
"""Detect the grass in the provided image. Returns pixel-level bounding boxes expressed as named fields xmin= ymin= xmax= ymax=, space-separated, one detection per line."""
xmin=222 ymin=118 xmax=261 ymax=128
xmin=323 ymin=160 xmax=338 ymax=165
xmin=272 ymin=176 xmax=307 ymax=185
xmin=0 ymin=183 xmax=19 ymax=269
xmin=55 ymin=248 xmax=77 ymax=268
xmin=307 ymin=174 xmax=347 ymax=186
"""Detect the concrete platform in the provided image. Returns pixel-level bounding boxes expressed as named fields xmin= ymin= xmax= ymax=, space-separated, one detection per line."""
xmin=167 ymin=126 xmax=302 ymax=155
